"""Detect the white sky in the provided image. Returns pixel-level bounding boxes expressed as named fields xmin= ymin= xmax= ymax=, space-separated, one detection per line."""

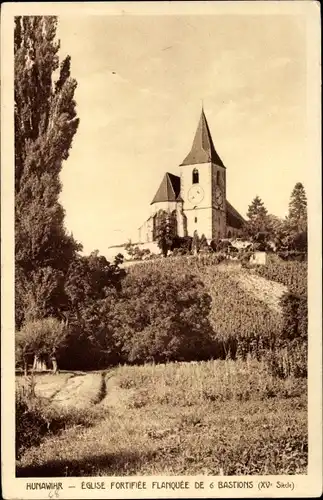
xmin=57 ymin=13 xmax=308 ymax=255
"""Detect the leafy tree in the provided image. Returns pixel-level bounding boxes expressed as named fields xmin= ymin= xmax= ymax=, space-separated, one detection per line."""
xmin=155 ymin=210 xmax=176 ymax=257
xmin=14 ymin=16 xmax=81 ymax=327
xmin=16 ymin=317 xmax=68 ymax=374
xmin=59 ymin=252 xmax=126 ymax=370
xmin=288 ymin=183 xmax=307 ymax=232
xmin=111 ymin=266 xmax=214 ymax=364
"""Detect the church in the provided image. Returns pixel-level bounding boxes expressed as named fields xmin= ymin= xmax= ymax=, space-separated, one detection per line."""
xmin=138 ymin=108 xmax=245 ymax=243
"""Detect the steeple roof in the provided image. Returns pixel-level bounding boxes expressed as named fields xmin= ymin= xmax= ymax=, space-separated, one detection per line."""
xmin=180 ymin=108 xmax=225 ymax=168
xmin=151 ymin=172 xmax=181 ymax=205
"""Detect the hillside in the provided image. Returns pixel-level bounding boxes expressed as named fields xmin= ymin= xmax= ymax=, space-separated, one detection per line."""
xmin=16 ymin=256 xmax=307 ymax=477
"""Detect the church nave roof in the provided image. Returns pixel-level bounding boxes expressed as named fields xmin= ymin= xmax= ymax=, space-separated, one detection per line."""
xmin=151 ymin=172 xmax=181 ymax=205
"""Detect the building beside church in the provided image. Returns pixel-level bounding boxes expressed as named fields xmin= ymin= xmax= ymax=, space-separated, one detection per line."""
xmin=138 ymin=108 xmax=245 ymax=243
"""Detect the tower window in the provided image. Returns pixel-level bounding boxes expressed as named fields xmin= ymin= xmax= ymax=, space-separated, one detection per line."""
xmin=216 ymin=171 xmax=220 ymax=185
xmin=194 ymin=217 xmax=197 ymax=223
xmin=192 ymin=168 xmax=199 ymax=184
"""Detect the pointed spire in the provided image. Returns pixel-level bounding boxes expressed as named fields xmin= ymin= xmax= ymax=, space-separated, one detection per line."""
xmin=180 ymin=108 xmax=225 ymax=167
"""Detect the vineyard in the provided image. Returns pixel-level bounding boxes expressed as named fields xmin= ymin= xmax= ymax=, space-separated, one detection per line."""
xmin=252 ymin=254 xmax=307 ymax=297
xmin=128 ymin=254 xmax=307 ymax=360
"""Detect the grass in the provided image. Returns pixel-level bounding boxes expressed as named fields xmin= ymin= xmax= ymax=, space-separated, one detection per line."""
xmin=16 ymin=359 xmax=307 ymax=477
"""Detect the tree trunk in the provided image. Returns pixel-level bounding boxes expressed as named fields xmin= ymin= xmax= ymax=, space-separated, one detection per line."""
xmin=32 ymin=354 xmax=38 ymax=371
xmin=23 ymin=358 xmax=28 ymax=376
xmin=52 ymin=356 xmax=58 ymax=374
xmin=33 ymin=354 xmax=47 ymax=371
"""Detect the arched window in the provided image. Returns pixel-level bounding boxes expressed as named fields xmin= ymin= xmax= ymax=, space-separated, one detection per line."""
xmin=227 ymin=230 xmax=232 ymax=238
xmin=216 ymin=171 xmax=220 ymax=185
xmin=192 ymin=168 xmax=199 ymax=184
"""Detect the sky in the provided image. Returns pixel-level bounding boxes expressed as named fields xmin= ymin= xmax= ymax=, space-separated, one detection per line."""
xmin=56 ymin=12 xmax=308 ymax=255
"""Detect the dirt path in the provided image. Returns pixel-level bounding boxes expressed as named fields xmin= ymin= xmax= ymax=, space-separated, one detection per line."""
xmin=48 ymin=373 xmax=105 ymax=409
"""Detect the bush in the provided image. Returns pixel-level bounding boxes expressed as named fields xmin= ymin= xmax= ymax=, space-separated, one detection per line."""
xmin=172 ymin=247 xmax=189 ymax=256
xmin=277 ymin=250 xmax=306 ymax=262
xmin=280 ymin=292 xmax=303 ymax=342
xmin=16 ymin=384 xmax=104 ymax=460
xmin=265 ymin=342 xmax=307 ymax=379
xmin=171 ymin=236 xmax=192 ymax=253
xmin=238 ymin=250 xmax=254 ymax=267
xmin=16 ymin=392 xmax=48 ymax=460
xmin=16 ymin=318 xmax=68 ymax=371
xmin=216 ymin=240 xmax=232 ymax=252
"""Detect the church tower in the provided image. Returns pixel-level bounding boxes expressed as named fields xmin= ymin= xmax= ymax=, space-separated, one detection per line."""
xmin=179 ymin=108 xmax=226 ymax=241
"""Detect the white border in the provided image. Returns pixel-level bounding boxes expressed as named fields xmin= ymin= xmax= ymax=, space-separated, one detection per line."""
xmin=1 ymin=2 xmax=322 ymax=499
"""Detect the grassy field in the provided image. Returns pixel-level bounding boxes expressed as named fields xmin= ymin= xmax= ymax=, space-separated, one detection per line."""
xmin=16 ymin=359 xmax=307 ymax=477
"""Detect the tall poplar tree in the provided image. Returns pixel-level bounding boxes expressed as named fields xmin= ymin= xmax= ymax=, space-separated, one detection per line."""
xmin=15 ymin=16 xmax=81 ymax=327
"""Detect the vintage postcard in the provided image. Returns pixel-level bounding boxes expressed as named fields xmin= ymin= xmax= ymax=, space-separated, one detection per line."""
xmin=1 ymin=1 xmax=322 ymax=499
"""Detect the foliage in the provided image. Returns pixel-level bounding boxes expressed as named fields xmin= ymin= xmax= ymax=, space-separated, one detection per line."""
xmin=125 ymin=243 xmax=151 ymax=261
xmin=191 ymin=230 xmax=200 ymax=255
xmin=199 ymin=234 xmax=210 ymax=253
xmin=216 ymin=240 xmax=233 ymax=253
xmin=253 ymin=254 xmax=307 ymax=297
xmin=210 ymin=238 xmax=219 ymax=252
xmin=265 ymin=342 xmax=307 ymax=379
xmin=171 ymin=236 xmax=192 ymax=254
xmin=280 ymin=232 xmax=307 ymax=254
xmin=60 ymin=252 xmax=126 ymax=369
xmin=16 ymin=391 xmax=48 ymax=460
xmin=15 ymin=265 xmax=65 ymax=328
xmin=251 ymin=254 xmax=307 ymax=377
xmin=202 ymin=267 xmax=281 ymax=359
xmin=16 ymin=382 xmax=104 ymax=460
xmin=16 ymin=318 xmax=68 ymax=368
xmin=116 ymin=358 xmax=306 ymax=407
xmin=279 ymin=293 xmax=307 ymax=342
xmin=15 ymin=16 xmax=81 ymax=327
xmin=288 ymin=182 xmax=307 ymax=233
xmin=130 ymin=258 xmax=282 ymax=361
xmin=245 ymin=196 xmax=270 ymax=237
xmin=155 ymin=210 xmax=176 ymax=257
xmin=172 ymin=247 xmax=188 ymax=256
xmin=110 ymin=265 xmax=214 ymax=364
xmin=247 ymin=195 xmax=268 ymax=219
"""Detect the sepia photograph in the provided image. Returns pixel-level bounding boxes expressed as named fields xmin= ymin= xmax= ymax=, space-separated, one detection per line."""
xmin=1 ymin=1 xmax=321 ymax=497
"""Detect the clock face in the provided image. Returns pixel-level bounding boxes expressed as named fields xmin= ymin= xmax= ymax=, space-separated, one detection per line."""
xmin=214 ymin=186 xmax=223 ymax=208
xmin=188 ymin=185 xmax=204 ymax=205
